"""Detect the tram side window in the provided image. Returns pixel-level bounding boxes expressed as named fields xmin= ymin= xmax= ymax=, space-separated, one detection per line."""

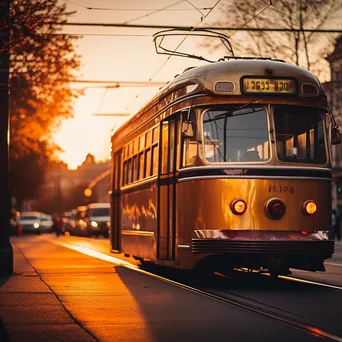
xmin=132 ymin=155 xmax=138 ymax=182
xmin=145 ymin=149 xmax=152 ymax=177
xmin=122 ymin=126 xmax=159 ymax=186
xmin=123 ymin=160 xmax=127 ymax=185
xmin=138 ymin=152 xmax=144 ymax=180
xmin=152 ymin=145 xmax=158 ymax=176
xmin=274 ymin=106 xmax=326 ymax=164
xmin=202 ymin=107 xmax=270 ymax=163
xmin=127 ymin=159 xmax=133 ymax=183
xmin=182 ymin=110 xmax=197 ymax=166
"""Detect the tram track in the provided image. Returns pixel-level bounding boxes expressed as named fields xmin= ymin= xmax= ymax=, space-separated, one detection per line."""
xmin=132 ymin=265 xmax=342 ymax=342
xmin=50 ymin=237 xmax=342 ymax=341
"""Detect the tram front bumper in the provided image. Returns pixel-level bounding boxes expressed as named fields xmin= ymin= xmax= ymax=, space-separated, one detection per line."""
xmin=190 ymin=231 xmax=334 ymax=271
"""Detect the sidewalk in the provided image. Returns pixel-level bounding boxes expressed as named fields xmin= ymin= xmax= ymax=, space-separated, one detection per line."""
xmin=0 ymin=235 xmax=338 ymax=342
xmin=0 ymin=241 xmax=96 ymax=342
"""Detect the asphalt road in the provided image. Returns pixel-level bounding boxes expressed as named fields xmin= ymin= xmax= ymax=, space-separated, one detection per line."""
xmin=6 ymin=234 xmax=342 ymax=342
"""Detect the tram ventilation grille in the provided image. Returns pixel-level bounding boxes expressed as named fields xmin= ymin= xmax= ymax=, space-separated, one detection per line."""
xmin=191 ymin=239 xmax=334 ymax=256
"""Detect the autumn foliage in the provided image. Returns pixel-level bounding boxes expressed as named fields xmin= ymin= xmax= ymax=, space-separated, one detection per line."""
xmin=1 ymin=0 xmax=81 ymax=205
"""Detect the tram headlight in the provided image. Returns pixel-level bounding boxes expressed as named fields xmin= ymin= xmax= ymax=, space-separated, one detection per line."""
xmin=303 ymin=200 xmax=317 ymax=216
xmin=230 ymin=199 xmax=247 ymax=215
xmin=33 ymin=222 xmax=39 ymax=229
xmin=265 ymin=198 xmax=286 ymax=219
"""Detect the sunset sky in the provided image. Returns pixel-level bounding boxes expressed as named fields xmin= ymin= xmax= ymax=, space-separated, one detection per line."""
xmin=53 ymin=0 xmax=342 ymax=169
xmin=53 ymin=0 xmax=227 ymax=169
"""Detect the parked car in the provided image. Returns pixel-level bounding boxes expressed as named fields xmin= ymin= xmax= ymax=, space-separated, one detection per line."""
xmin=39 ymin=213 xmax=53 ymax=232
xmin=18 ymin=211 xmax=42 ymax=234
xmin=85 ymin=203 xmax=110 ymax=237
xmin=69 ymin=206 xmax=90 ymax=237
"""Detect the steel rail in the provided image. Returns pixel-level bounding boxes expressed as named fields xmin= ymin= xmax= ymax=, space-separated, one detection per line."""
xmin=127 ymin=265 xmax=342 ymax=342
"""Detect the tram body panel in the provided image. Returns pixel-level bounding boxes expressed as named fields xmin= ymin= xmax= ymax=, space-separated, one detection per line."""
xmin=175 ymin=177 xmax=332 ymax=270
xmin=120 ymin=183 xmax=158 ymax=260
xmin=182 ymin=178 xmax=330 ymax=232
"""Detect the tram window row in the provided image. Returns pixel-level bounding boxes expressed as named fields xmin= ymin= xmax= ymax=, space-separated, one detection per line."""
xmin=122 ymin=126 xmax=159 ymax=186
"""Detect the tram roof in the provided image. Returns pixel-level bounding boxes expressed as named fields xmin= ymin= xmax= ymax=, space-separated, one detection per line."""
xmin=112 ymin=59 xmax=326 ymax=138
xmin=160 ymin=59 xmax=324 ymax=97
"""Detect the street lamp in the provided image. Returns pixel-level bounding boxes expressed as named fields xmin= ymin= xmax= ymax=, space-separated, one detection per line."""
xmin=84 ymin=169 xmax=110 ymax=200
xmin=84 ymin=188 xmax=92 ymax=197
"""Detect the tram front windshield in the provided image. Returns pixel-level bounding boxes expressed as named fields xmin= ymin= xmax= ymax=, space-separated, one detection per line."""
xmin=203 ymin=106 xmax=270 ymax=163
xmin=202 ymin=105 xmax=327 ymax=164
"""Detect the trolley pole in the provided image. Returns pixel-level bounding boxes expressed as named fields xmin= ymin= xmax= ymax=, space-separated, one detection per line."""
xmin=0 ymin=0 xmax=13 ymax=276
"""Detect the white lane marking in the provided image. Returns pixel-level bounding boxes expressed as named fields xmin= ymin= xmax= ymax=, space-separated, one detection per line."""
xmin=49 ymin=238 xmax=137 ymax=268
xmin=280 ymin=275 xmax=342 ymax=290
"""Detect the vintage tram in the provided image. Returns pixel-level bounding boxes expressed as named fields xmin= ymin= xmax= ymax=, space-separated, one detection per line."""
xmin=109 ymin=56 xmax=339 ymax=276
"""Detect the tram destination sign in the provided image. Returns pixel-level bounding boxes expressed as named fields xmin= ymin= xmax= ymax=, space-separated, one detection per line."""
xmin=242 ymin=77 xmax=297 ymax=95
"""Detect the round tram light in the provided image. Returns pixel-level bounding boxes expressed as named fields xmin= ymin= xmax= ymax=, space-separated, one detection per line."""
xmin=303 ymin=200 xmax=317 ymax=216
xmin=265 ymin=198 xmax=286 ymax=219
xmin=230 ymin=199 xmax=247 ymax=215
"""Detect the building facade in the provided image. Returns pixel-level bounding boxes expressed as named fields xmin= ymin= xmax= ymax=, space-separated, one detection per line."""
xmin=323 ymin=35 xmax=342 ymax=210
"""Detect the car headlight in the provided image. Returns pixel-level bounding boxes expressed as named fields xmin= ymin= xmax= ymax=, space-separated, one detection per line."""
xmin=33 ymin=222 xmax=40 ymax=229
xmin=106 ymin=221 xmax=110 ymax=227
xmin=91 ymin=221 xmax=98 ymax=227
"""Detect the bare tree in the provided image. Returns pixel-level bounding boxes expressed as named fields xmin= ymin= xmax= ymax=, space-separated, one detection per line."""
xmin=214 ymin=0 xmax=342 ymax=78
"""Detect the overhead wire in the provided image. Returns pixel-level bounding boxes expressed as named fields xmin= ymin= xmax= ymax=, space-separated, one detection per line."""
xmin=94 ymin=88 xmax=109 ymax=114
xmin=228 ymin=0 xmax=276 ymax=38
xmin=62 ymin=0 xmax=211 ymax=11
xmin=185 ymin=0 xmax=206 ymax=19
xmin=149 ymin=0 xmax=221 ymax=81
xmin=121 ymin=0 xmax=185 ymax=25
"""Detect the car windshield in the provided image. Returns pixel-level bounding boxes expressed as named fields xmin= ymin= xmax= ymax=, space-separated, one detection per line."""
xmin=202 ymin=106 xmax=270 ymax=163
xmin=21 ymin=216 xmax=39 ymax=220
xmin=88 ymin=208 xmax=109 ymax=217
xmin=274 ymin=106 xmax=326 ymax=164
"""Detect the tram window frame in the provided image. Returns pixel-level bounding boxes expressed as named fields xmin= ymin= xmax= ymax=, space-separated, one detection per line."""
xmin=132 ymin=155 xmax=138 ymax=182
xmin=162 ymin=123 xmax=169 ymax=174
xmin=121 ymin=124 xmax=160 ymax=187
xmin=202 ymin=106 xmax=271 ymax=163
xmin=145 ymin=148 xmax=152 ymax=177
xmin=274 ymin=106 xmax=327 ymax=164
xmin=152 ymin=145 xmax=159 ymax=176
xmin=123 ymin=160 xmax=127 ymax=185
xmin=181 ymin=110 xmax=197 ymax=167
xmin=138 ymin=152 xmax=145 ymax=180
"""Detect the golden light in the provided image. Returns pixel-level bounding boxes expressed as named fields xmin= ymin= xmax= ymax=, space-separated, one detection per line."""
xmin=303 ymin=201 xmax=317 ymax=215
xmin=84 ymin=188 xmax=92 ymax=197
xmin=230 ymin=199 xmax=247 ymax=215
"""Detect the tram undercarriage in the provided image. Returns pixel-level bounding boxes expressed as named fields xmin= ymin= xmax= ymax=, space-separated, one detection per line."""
xmin=190 ymin=237 xmax=334 ymax=276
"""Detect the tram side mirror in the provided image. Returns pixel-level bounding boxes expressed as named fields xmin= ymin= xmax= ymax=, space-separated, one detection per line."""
xmin=331 ymin=126 xmax=341 ymax=145
xmin=182 ymin=120 xmax=194 ymax=138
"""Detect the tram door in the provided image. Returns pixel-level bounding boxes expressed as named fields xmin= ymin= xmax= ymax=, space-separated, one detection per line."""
xmin=111 ymin=150 xmax=121 ymax=252
xmin=158 ymin=118 xmax=177 ymax=260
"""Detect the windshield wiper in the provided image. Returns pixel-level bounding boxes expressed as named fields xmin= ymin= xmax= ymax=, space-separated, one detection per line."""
xmin=213 ymin=97 xmax=263 ymax=120
xmin=204 ymin=107 xmax=265 ymax=124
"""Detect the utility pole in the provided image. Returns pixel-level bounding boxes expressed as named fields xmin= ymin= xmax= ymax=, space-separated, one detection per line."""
xmin=0 ymin=0 xmax=13 ymax=276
